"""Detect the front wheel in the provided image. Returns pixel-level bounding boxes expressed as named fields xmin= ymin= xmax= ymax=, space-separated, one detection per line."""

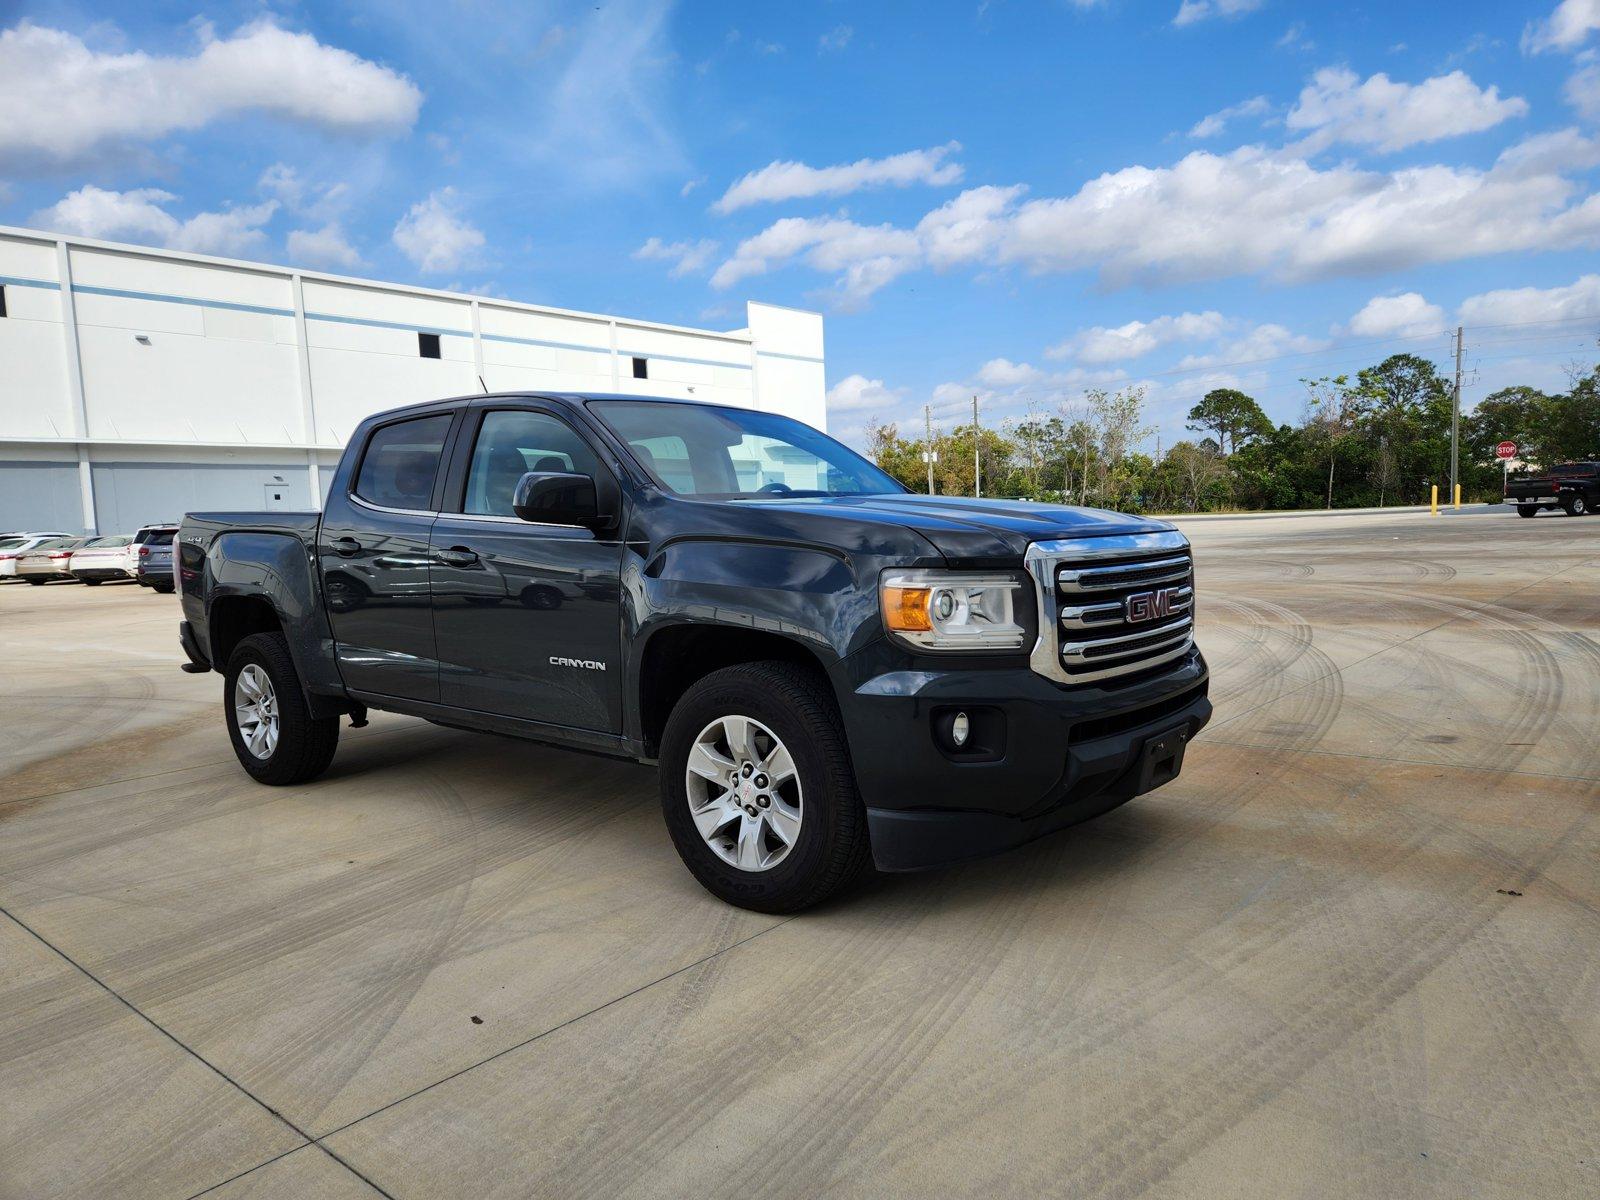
xmin=1517 ymin=505 xmax=1538 ymax=518
xmin=224 ymin=632 xmax=340 ymax=785
xmin=24 ymin=578 xmax=45 ymax=586
xmin=1563 ymin=495 xmax=1588 ymax=516
xmin=659 ymin=661 xmax=870 ymax=913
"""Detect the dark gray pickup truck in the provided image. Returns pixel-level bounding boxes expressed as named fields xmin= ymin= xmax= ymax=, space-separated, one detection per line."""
xmin=177 ymin=393 xmax=1210 ymax=911
xmin=1505 ymin=461 xmax=1598 ymax=517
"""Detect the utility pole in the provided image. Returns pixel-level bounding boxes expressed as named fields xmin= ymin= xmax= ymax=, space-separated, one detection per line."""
xmin=972 ymin=394 xmax=981 ymax=498
xmin=1451 ymin=326 xmax=1463 ymax=503
xmin=924 ymin=404 xmax=935 ymax=496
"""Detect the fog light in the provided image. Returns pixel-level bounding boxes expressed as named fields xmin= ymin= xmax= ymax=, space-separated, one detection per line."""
xmin=950 ymin=711 xmax=970 ymax=748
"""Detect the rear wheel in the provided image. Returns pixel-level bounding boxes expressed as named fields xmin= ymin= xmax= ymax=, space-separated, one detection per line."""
xmin=24 ymin=578 xmax=44 ymax=586
xmin=1517 ymin=505 xmax=1538 ymax=518
xmin=659 ymin=661 xmax=870 ymax=913
xmin=81 ymin=578 xmax=102 ymax=586
xmin=224 ymin=632 xmax=339 ymax=785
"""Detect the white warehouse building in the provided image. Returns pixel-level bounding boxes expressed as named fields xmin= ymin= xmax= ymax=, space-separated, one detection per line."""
xmin=0 ymin=225 xmax=826 ymax=535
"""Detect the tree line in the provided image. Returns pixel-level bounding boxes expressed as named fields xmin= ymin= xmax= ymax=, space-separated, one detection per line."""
xmin=864 ymin=353 xmax=1600 ymax=512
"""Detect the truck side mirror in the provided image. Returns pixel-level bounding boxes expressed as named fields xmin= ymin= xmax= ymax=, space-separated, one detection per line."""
xmin=512 ymin=471 xmax=606 ymax=529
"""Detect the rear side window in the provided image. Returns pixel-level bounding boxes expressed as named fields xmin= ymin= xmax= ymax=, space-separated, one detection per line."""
xmin=88 ymin=536 xmax=132 ymax=547
xmin=354 ymin=414 xmax=453 ymax=511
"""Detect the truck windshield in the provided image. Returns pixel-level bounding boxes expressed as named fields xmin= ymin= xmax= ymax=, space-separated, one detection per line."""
xmin=589 ymin=401 xmax=906 ymax=499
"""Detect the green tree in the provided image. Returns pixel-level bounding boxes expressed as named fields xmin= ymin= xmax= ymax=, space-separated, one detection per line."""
xmin=864 ymin=421 xmax=924 ymax=491
xmin=1186 ymin=388 xmax=1271 ymax=455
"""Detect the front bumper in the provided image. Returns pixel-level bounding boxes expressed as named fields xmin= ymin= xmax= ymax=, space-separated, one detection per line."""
xmin=840 ymin=647 xmax=1210 ymax=871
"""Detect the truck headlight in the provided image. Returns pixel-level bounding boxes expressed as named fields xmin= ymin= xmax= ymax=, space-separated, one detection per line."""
xmin=880 ymin=571 xmax=1027 ymax=651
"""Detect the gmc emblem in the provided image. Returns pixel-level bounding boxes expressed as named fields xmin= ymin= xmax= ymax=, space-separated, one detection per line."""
xmin=1125 ymin=587 xmax=1183 ymax=624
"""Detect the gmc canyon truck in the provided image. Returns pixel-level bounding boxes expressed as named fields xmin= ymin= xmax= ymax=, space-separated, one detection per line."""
xmin=1504 ymin=461 xmax=1598 ymax=517
xmin=177 ymin=394 xmax=1210 ymax=911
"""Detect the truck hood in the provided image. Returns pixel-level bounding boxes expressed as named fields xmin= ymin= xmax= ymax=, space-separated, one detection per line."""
xmin=734 ymin=493 xmax=1176 ymax=562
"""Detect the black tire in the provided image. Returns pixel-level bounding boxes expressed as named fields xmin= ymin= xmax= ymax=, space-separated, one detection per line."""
xmin=659 ymin=661 xmax=870 ymax=913
xmin=224 ymin=632 xmax=340 ymax=786
xmin=24 ymin=578 xmax=45 ymax=586
xmin=1517 ymin=505 xmax=1538 ymax=518
xmin=151 ymin=583 xmax=175 ymax=594
xmin=1563 ymin=495 xmax=1588 ymax=516
xmin=81 ymin=578 xmax=102 ymax=586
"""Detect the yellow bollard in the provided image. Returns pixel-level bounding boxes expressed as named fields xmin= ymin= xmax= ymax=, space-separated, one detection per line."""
xmin=1431 ymin=484 xmax=1438 ymax=515
xmin=1453 ymin=483 xmax=1461 ymax=509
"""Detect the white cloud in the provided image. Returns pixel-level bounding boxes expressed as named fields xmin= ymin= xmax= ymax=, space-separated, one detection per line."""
xmin=975 ymin=358 xmax=1044 ymax=387
xmin=1287 ymin=67 xmax=1527 ymax=153
xmin=259 ymin=163 xmax=351 ymax=223
xmin=527 ymin=0 xmax=685 ymax=189
xmin=1189 ymin=96 xmax=1270 ymax=139
xmin=827 ymin=374 xmax=905 ymax=414
xmin=1164 ymin=323 xmax=1329 ymax=371
xmin=31 ymin=185 xmax=276 ymax=256
xmin=288 ymin=224 xmax=363 ymax=270
xmin=1001 ymin=139 xmax=1600 ymax=287
xmin=1278 ymin=23 xmax=1314 ymax=52
xmin=0 ymin=20 xmax=421 ymax=171
xmin=392 ymin=189 xmax=485 ymax=274
xmin=1458 ymin=275 xmax=1600 ymax=325
xmin=1566 ymin=64 xmax=1600 ymax=122
xmin=1174 ymin=0 xmax=1265 ymax=29
xmin=1344 ymin=292 xmax=1448 ymax=338
xmin=1048 ymin=312 xmax=1229 ymax=364
xmin=634 ymin=236 xmax=719 ymax=278
xmin=1523 ymin=0 xmax=1600 ymax=54
xmin=712 ymin=132 xmax=1600 ymax=301
xmin=819 ymin=25 xmax=854 ymax=52
xmin=710 ymin=215 xmax=921 ymax=307
xmin=714 ymin=143 xmax=963 ymax=213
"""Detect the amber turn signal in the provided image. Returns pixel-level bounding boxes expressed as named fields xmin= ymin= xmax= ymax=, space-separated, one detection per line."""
xmin=882 ymin=585 xmax=933 ymax=631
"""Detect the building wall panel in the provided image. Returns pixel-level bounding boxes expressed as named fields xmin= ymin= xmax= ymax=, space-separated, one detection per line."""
xmin=0 ymin=312 xmax=75 ymax=439
xmin=308 ymin=348 xmax=478 ymax=444
xmin=77 ymin=324 xmax=303 ymax=444
xmin=0 ymin=460 xmax=80 ymax=533
xmin=0 ymin=237 xmax=60 ymax=283
xmin=90 ymin=461 xmax=313 ymax=533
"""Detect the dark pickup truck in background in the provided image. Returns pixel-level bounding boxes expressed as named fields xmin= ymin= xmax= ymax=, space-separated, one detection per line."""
xmin=177 ymin=393 xmax=1209 ymax=911
xmin=1505 ymin=462 xmax=1598 ymax=517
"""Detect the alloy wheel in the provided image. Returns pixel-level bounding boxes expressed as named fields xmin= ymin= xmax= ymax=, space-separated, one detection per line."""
xmin=234 ymin=664 xmax=280 ymax=759
xmin=684 ymin=715 xmax=803 ymax=872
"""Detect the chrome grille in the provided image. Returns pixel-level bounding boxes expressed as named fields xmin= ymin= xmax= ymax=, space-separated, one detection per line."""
xmin=1025 ymin=531 xmax=1195 ymax=685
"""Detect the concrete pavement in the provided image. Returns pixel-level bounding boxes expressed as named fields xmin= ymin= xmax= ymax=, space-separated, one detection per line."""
xmin=1 ymin=506 xmax=1596 ymax=1199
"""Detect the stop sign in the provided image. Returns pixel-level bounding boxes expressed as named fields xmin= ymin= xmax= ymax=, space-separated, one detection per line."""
xmin=1495 ymin=441 xmax=1517 ymax=460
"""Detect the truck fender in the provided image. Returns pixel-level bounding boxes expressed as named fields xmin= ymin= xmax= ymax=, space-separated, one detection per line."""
xmin=206 ymin=532 xmax=350 ymax=718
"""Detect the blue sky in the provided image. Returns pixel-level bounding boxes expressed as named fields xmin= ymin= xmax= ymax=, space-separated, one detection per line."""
xmin=3 ymin=0 xmax=1598 ymax=450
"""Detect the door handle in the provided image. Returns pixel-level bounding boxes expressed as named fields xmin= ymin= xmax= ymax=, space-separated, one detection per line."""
xmin=436 ymin=546 xmax=480 ymax=567
xmin=331 ymin=536 xmax=361 ymax=558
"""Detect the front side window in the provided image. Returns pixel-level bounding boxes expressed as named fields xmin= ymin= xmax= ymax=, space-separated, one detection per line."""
xmin=464 ymin=410 xmax=601 ymax=517
xmin=354 ymin=414 xmax=453 ymax=510
xmin=590 ymin=401 xmax=905 ymax=499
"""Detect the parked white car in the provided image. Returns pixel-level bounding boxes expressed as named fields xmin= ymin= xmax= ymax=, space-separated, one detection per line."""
xmin=16 ymin=537 xmax=92 ymax=584
xmin=0 ymin=533 xmax=72 ymax=580
xmin=67 ymin=534 xmax=136 ymax=584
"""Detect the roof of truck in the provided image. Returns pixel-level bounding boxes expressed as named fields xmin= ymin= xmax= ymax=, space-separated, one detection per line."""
xmin=362 ymin=392 xmax=761 ymax=420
